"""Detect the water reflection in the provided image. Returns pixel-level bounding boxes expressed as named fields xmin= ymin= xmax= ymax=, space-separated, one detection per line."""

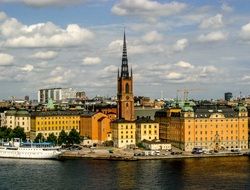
xmin=0 ymin=157 xmax=249 ymax=190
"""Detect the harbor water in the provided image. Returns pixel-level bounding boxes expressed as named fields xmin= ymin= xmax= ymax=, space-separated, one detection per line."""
xmin=0 ymin=156 xmax=249 ymax=190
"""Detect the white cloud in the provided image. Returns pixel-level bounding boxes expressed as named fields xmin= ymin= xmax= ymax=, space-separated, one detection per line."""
xmin=112 ymin=0 xmax=186 ymax=19
xmin=108 ymin=40 xmax=123 ymax=52
xmin=142 ymin=30 xmax=163 ymax=43
xmin=175 ymin=61 xmax=194 ymax=69
xmin=198 ymin=31 xmax=227 ymax=42
xmin=240 ymin=22 xmax=250 ymax=40
xmin=221 ymin=3 xmax=233 ymax=12
xmin=0 ymin=19 xmax=94 ymax=48
xmin=173 ymin=38 xmax=188 ymax=52
xmin=199 ymin=14 xmax=224 ymax=29
xmin=0 ymin=11 xmax=7 ymax=21
xmin=0 ymin=0 xmax=87 ymax=7
xmin=103 ymin=65 xmax=117 ymax=72
xmin=0 ymin=53 xmax=14 ymax=66
xmin=31 ymin=51 xmax=58 ymax=60
xmin=199 ymin=65 xmax=218 ymax=77
xmin=46 ymin=76 xmax=64 ymax=84
xmin=83 ymin=57 xmax=101 ymax=65
xmin=21 ymin=64 xmax=34 ymax=72
xmin=165 ymin=72 xmax=183 ymax=80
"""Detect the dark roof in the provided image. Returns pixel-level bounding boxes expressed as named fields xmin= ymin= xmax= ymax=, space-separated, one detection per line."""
xmin=136 ymin=117 xmax=157 ymax=123
xmin=154 ymin=109 xmax=167 ymax=117
xmin=30 ymin=110 xmax=86 ymax=117
xmin=194 ymin=106 xmax=238 ymax=118
xmin=111 ymin=118 xmax=135 ymax=123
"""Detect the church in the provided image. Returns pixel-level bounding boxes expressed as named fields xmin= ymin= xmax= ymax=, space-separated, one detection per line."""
xmin=111 ymin=31 xmax=160 ymax=148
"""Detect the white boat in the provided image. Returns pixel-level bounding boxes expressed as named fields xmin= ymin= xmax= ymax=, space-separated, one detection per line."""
xmin=0 ymin=138 xmax=62 ymax=159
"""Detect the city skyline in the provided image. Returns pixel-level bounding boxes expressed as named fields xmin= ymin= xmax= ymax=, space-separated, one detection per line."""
xmin=0 ymin=0 xmax=250 ymax=100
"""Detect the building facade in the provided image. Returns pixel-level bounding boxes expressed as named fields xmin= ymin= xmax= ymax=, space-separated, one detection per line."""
xmin=155 ymin=103 xmax=248 ymax=151
xmin=38 ymin=88 xmax=76 ymax=103
xmin=136 ymin=117 xmax=159 ymax=143
xmin=30 ymin=110 xmax=82 ymax=140
xmin=225 ymin=92 xmax=233 ymax=101
xmin=111 ymin=119 xmax=136 ymax=148
xmin=117 ymin=32 xmax=134 ymax=121
xmin=5 ymin=109 xmax=31 ymax=137
xmin=80 ymin=112 xmax=111 ymax=144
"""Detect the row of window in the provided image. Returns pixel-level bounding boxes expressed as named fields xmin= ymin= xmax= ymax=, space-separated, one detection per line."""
xmin=120 ymin=140 xmax=134 ymax=143
xmin=37 ymin=126 xmax=79 ymax=131
xmin=189 ymin=130 xmax=246 ymax=135
xmin=143 ymin=125 xmax=158 ymax=129
xmin=40 ymin=116 xmax=78 ymax=120
xmin=143 ymin=130 xmax=158 ymax=135
xmin=121 ymin=135 xmax=133 ymax=139
xmin=187 ymin=119 xmax=244 ymax=122
xmin=37 ymin=120 xmax=80 ymax=125
xmin=120 ymin=125 xmax=134 ymax=129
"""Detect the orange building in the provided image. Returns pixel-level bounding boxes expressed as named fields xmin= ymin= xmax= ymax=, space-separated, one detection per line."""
xmin=155 ymin=103 xmax=248 ymax=151
xmin=80 ymin=112 xmax=111 ymax=144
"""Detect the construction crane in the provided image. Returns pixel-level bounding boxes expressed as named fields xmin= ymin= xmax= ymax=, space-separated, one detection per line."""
xmin=177 ymin=89 xmax=204 ymax=101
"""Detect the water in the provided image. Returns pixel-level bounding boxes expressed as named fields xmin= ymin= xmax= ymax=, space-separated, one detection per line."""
xmin=0 ymin=157 xmax=250 ymax=190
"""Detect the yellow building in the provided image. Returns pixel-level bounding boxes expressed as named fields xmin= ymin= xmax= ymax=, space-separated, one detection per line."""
xmin=5 ymin=109 xmax=31 ymax=137
xmin=136 ymin=117 xmax=159 ymax=143
xmin=30 ymin=110 xmax=82 ymax=140
xmin=80 ymin=112 xmax=111 ymax=144
xmin=111 ymin=119 xmax=136 ymax=148
xmin=155 ymin=103 xmax=248 ymax=151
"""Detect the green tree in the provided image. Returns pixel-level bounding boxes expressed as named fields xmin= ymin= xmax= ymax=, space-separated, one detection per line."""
xmin=68 ymin=128 xmax=80 ymax=145
xmin=47 ymin=133 xmax=57 ymax=145
xmin=58 ymin=130 xmax=68 ymax=145
xmin=34 ymin=133 xmax=45 ymax=143
xmin=12 ymin=126 xmax=26 ymax=141
xmin=0 ymin=126 xmax=13 ymax=139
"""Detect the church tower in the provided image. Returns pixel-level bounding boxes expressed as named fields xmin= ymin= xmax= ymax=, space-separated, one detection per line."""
xmin=117 ymin=31 xmax=134 ymax=121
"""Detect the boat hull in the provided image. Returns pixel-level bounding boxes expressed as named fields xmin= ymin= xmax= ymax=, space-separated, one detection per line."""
xmin=0 ymin=147 xmax=61 ymax=159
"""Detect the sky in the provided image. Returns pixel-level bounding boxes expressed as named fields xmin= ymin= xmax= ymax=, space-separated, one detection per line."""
xmin=0 ymin=0 xmax=250 ymax=100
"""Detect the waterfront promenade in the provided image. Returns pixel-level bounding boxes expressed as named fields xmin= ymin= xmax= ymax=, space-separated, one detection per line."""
xmin=60 ymin=147 xmax=250 ymax=161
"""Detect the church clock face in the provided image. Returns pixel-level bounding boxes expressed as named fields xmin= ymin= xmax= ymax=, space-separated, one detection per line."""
xmin=126 ymin=96 xmax=130 ymax=100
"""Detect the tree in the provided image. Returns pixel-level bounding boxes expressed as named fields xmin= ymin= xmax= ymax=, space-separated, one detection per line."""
xmin=0 ymin=126 xmax=13 ymax=139
xmin=12 ymin=126 xmax=26 ymax=141
xmin=68 ymin=128 xmax=80 ymax=145
xmin=58 ymin=130 xmax=68 ymax=145
xmin=34 ymin=133 xmax=45 ymax=143
xmin=47 ymin=133 xmax=57 ymax=145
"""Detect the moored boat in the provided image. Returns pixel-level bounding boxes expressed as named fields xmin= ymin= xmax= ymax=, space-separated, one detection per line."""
xmin=0 ymin=138 xmax=62 ymax=159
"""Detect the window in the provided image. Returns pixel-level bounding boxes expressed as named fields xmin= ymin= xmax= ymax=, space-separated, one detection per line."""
xmin=126 ymin=83 xmax=129 ymax=93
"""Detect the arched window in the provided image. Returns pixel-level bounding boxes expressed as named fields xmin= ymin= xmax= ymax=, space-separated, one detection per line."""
xmin=126 ymin=83 xmax=129 ymax=93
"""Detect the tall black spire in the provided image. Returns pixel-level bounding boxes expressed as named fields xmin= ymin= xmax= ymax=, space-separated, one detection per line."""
xmin=121 ymin=30 xmax=129 ymax=78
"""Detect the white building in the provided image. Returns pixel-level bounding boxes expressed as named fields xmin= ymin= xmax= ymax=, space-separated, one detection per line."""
xmin=38 ymin=88 xmax=77 ymax=103
xmin=142 ymin=139 xmax=171 ymax=150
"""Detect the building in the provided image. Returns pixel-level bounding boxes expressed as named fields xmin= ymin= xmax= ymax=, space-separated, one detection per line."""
xmin=111 ymin=119 xmax=136 ymax=148
xmin=30 ymin=110 xmax=83 ymax=140
xmin=136 ymin=117 xmax=159 ymax=143
xmin=117 ymin=31 xmax=134 ymax=121
xmin=76 ymin=91 xmax=87 ymax=100
xmin=0 ymin=111 xmax=6 ymax=127
xmin=80 ymin=112 xmax=112 ymax=144
xmin=5 ymin=109 xmax=31 ymax=137
xmin=141 ymin=139 xmax=171 ymax=150
xmin=38 ymin=88 xmax=76 ymax=103
xmin=155 ymin=102 xmax=248 ymax=151
xmin=225 ymin=92 xmax=233 ymax=101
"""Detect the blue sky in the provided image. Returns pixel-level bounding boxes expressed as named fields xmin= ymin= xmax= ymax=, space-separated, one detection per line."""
xmin=0 ymin=0 xmax=250 ymax=100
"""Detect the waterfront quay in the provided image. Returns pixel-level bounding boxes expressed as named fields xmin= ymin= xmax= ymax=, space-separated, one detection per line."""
xmin=59 ymin=147 xmax=250 ymax=161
